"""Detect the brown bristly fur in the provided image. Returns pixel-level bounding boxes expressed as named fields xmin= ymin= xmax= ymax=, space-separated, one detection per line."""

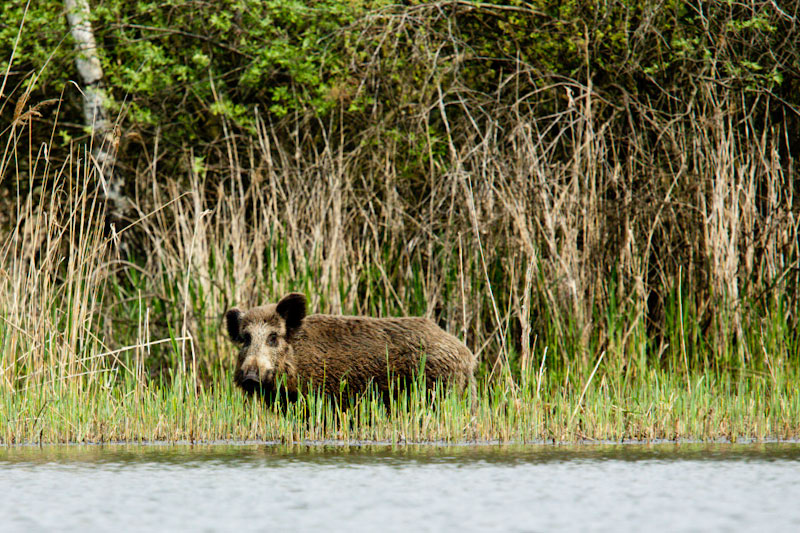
xmin=228 ymin=294 xmax=476 ymax=397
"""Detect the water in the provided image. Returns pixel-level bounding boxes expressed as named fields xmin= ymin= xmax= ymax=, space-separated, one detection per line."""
xmin=2 ymin=443 xmax=799 ymax=532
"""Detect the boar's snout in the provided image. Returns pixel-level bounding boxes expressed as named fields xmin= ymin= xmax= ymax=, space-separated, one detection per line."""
xmin=238 ymin=367 xmax=275 ymax=395
xmin=242 ymin=368 xmax=260 ymax=384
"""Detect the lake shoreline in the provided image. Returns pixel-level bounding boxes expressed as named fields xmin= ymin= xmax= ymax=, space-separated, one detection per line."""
xmin=4 ymin=437 xmax=800 ymax=448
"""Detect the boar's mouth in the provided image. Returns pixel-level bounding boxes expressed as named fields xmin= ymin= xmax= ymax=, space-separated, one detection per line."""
xmin=234 ymin=372 xmax=298 ymax=403
xmin=234 ymin=371 xmax=275 ymax=396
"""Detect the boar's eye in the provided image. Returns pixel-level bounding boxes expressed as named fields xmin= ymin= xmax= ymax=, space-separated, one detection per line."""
xmin=267 ymin=333 xmax=278 ymax=347
xmin=242 ymin=332 xmax=252 ymax=346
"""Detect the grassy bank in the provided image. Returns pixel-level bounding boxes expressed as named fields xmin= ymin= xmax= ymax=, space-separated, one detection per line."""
xmin=4 ymin=366 xmax=799 ymax=445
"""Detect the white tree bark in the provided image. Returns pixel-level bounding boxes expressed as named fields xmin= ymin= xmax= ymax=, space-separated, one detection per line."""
xmin=64 ymin=0 xmax=126 ymax=217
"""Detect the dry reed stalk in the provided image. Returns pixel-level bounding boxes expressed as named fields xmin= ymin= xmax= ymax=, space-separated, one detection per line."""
xmin=0 ymin=141 xmax=110 ymax=389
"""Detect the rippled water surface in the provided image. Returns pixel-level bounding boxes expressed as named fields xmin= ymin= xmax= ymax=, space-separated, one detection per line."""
xmin=2 ymin=443 xmax=799 ymax=532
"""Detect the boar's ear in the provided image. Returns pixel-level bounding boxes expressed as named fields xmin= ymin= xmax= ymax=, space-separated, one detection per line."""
xmin=225 ymin=308 xmax=244 ymax=343
xmin=276 ymin=293 xmax=306 ymax=332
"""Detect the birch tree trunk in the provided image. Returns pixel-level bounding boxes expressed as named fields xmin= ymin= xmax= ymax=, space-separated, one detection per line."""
xmin=64 ymin=0 xmax=127 ymax=219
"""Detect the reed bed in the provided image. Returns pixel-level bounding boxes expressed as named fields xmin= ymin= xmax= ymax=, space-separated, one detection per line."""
xmin=0 ymin=146 xmax=797 ymax=444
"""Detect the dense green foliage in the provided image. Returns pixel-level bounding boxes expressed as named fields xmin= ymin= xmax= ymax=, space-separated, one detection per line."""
xmin=4 ymin=1 xmax=797 ymax=153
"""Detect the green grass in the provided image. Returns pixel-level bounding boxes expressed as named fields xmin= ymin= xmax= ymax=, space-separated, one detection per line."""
xmin=3 ymin=363 xmax=798 ymax=444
